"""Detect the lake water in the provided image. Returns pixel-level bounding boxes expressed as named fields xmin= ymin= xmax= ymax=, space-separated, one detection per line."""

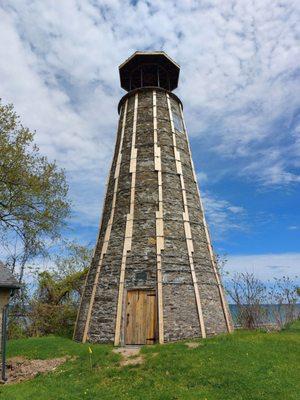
xmin=229 ymin=303 xmax=300 ymax=326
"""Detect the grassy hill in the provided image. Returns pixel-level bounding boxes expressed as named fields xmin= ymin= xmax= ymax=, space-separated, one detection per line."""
xmin=1 ymin=321 xmax=299 ymax=400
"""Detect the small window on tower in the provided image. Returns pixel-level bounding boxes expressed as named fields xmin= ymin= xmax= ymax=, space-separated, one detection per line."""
xmin=173 ymin=111 xmax=183 ymax=132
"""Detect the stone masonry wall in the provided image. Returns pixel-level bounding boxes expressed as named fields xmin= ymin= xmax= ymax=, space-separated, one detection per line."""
xmin=74 ymin=87 xmax=233 ymax=343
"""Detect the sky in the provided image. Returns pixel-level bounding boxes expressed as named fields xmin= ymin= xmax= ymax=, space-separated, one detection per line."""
xmin=0 ymin=0 xmax=299 ymax=282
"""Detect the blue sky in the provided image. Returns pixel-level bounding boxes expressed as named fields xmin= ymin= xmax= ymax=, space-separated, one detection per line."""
xmin=0 ymin=0 xmax=299 ymax=281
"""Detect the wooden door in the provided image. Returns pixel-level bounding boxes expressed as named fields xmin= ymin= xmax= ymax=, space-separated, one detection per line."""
xmin=125 ymin=290 xmax=156 ymax=345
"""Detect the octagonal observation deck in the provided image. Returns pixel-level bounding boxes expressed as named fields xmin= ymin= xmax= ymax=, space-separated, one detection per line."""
xmin=119 ymin=51 xmax=180 ymax=92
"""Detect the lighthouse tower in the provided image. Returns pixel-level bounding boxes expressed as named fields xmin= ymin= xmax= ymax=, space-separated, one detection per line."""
xmin=74 ymin=51 xmax=233 ymax=345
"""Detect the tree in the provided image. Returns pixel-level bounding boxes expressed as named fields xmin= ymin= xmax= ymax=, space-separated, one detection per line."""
xmin=27 ymin=242 xmax=92 ymax=337
xmin=0 ymin=100 xmax=70 ymax=281
xmin=215 ymin=253 xmax=229 ymax=279
xmin=268 ymin=276 xmax=299 ymax=328
xmin=227 ymin=272 xmax=267 ymax=329
xmin=52 ymin=241 xmax=93 ymax=283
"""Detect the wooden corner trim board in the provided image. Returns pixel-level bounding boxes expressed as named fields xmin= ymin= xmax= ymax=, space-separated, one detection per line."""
xmin=114 ymin=93 xmax=139 ymax=346
xmin=179 ymin=104 xmax=233 ymax=333
xmin=153 ymin=90 xmax=165 ymax=344
xmin=80 ymin=100 xmax=129 ymax=343
xmin=166 ymin=93 xmax=206 ymax=339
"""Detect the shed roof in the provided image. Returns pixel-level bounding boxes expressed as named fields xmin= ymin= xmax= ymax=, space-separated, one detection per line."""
xmin=0 ymin=261 xmax=21 ymax=289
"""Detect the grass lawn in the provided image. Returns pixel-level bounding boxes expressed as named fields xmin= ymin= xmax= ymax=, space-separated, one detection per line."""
xmin=1 ymin=321 xmax=299 ymax=400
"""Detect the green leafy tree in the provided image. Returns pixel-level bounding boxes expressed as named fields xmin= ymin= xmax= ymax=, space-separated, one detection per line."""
xmin=0 ymin=100 xmax=70 ymax=281
xmin=27 ymin=242 xmax=92 ymax=337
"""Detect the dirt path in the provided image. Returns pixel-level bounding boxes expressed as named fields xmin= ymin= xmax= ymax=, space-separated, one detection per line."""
xmin=4 ymin=356 xmax=69 ymax=384
xmin=113 ymin=346 xmax=144 ymax=366
xmin=185 ymin=342 xmax=200 ymax=349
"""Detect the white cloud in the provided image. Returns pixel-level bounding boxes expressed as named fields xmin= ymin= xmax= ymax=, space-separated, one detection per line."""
xmin=288 ymin=225 xmax=299 ymax=230
xmin=201 ymin=190 xmax=245 ymax=235
xmin=196 ymin=171 xmax=208 ymax=184
xmin=0 ymin=0 xmax=299 ymax=235
xmin=226 ymin=252 xmax=300 ymax=281
xmin=227 ymin=206 xmax=245 ymax=214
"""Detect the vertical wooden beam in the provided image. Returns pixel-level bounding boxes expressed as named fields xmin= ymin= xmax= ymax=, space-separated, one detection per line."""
xmin=80 ymin=100 xmax=129 ymax=343
xmin=153 ymin=90 xmax=164 ymax=344
xmin=114 ymin=93 xmax=139 ymax=346
xmin=166 ymin=94 xmax=206 ymax=339
xmin=179 ymin=104 xmax=233 ymax=333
